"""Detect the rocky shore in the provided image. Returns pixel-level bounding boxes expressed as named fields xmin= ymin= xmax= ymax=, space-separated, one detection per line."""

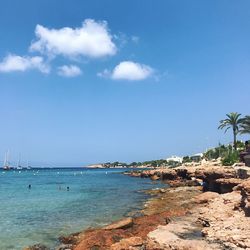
xmin=25 ymin=164 xmax=250 ymax=250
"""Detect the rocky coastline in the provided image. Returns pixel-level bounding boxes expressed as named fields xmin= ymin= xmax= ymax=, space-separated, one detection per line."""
xmin=25 ymin=163 xmax=250 ymax=250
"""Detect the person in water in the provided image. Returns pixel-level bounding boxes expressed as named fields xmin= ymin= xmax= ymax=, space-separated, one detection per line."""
xmin=67 ymin=186 xmax=69 ymax=191
xmin=28 ymin=184 xmax=31 ymax=189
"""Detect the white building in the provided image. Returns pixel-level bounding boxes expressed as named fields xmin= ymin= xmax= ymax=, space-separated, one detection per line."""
xmin=166 ymin=155 xmax=183 ymax=163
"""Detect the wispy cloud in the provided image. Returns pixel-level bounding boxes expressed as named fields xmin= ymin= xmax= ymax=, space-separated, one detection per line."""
xmin=0 ymin=54 xmax=50 ymax=73
xmin=30 ymin=19 xmax=117 ymax=59
xmin=98 ymin=61 xmax=153 ymax=81
xmin=131 ymin=36 xmax=139 ymax=44
xmin=57 ymin=65 xmax=82 ymax=77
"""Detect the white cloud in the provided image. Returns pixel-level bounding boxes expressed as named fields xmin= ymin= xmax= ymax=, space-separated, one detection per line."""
xmin=57 ymin=65 xmax=82 ymax=77
xmin=0 ymin=54 xmax=50 ymax=73
xmin=131 ymin=36 xmax=139 ymax=44
xmin=97 ymin=69 xmax=110 ymax=78
xmin=106 ymin=61 xmax=153 ymax=81
xmin=30 ymin=19 xmax=117 ymax=59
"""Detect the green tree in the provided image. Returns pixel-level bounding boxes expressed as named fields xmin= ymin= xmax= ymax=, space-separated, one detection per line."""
xmin=240 ymin=115 xmax=250 ymax=134
xmin=218 ymin=112 xmax=244 ymax=150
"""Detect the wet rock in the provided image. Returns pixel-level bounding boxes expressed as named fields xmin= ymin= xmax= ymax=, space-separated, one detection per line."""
xmin=150 ymin=175 xmax=160 ymax=181
xmin=104 ymin=217 xmax=133 ymax=230
xmin=59 ymin=233 xmax=79 ymax=245
xmin=55 ymin=244 xmax=73 ymax=250
xmin=23 ymin=244 xmax=49 ymax=250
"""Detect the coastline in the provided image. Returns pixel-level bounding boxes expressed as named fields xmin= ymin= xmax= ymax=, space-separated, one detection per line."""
xmin=53 ymin=185 xmax=202 ymax=250
xmin=25 ymin=164 xmax=250 ymax=250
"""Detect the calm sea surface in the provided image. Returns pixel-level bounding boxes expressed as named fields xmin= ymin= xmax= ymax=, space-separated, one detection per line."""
xmin=0 ymin=168 xmax=163 ymax=249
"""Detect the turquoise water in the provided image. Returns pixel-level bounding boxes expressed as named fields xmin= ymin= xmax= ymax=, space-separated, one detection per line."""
xmin=0 ymin=168 xmax=162 ymax=249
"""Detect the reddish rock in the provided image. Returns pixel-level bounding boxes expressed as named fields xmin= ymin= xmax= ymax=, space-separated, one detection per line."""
xmin=193 ymin=192 xmax=220 ymax=204
xmin=110 ymin=237 xmax=143 ymax=250
xmin=150 ymin=174 xmax=160 ymax=181
xmin=104 ymin=217 xmax=133 ymax=230
xmin=215 ymin=178 xmax=242 ymax=194
xmin=234 ymin=178 xmax=250 ymax=216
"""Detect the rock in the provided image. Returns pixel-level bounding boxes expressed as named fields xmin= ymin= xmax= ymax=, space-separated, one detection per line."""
xmin=55 ymin=244 xmax=73 ymax=250
xmin=104 ymin=217 xmax=133 ymax=230
xmin=215 ymin=178 xmax=243 ymax=194
xmin=110 ymin=237 xmax=143 ymax=250
xmin=235 ymin=166 xmax=250 ymax=179
xmin=196 ymin=190 xmax=250 ymax=249
xmin=23 ymin=244 xmax=49 ymax=250
xmin=167 ymin=179 xmax=200 ymax=188
xmin=234 ymin=178 xmax=250 ymax=216
xmin=59 ymin=233 xmax=79 ymax=245
xmin=193 ymin=192 xmax=220 ymax=204
xmin=125 ymin=165 xmax=239 ymax=193
xmin=232 ymin=162 xmax=245 ymax=167
xmin=148 ymin=224 xmax=219 ymax=250
xmin=150 ymin=175 xmax=160 ymax=181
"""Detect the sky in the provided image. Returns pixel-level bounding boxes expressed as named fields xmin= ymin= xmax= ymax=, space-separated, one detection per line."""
xmin=0 ymin=0 xmax=250 ymax=166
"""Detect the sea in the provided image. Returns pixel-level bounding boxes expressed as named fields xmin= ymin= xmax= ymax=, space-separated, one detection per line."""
xmin=0 ymin=168 xmax=164 ymax=249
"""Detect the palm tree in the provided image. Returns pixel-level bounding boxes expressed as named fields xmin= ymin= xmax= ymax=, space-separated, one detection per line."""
xmin=240 ymin=115 xmax=250 ymax=134
xmin=218 ymin=112 xmax=244 ymax=150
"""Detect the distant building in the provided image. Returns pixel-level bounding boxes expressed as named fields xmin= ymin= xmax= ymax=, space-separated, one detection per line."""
xmin=190 ymin=153 xmax=203 ymax=162
xmin=166 ymin=156 xmax=183 ymax=163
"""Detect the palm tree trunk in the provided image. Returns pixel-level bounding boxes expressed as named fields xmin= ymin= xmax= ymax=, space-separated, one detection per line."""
xmin=233 ymin=129 xmax=237 ymax=150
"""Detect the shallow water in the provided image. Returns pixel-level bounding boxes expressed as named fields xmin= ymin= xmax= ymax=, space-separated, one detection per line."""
xmin=0 ymin=168 xmax=162 ymax=249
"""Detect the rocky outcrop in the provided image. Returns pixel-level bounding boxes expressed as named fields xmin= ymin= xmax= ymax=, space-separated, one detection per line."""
xmin=73 ymin=186 xmax=201 ymax=250
xmin=215 ymin=178 xmax=243 ymax=193
xmin=147 ymin=186 xmax=250 ymax=250
xmin=147 ymin=218 xmax=221 ymax=250
xmin=196 ymin=190 xmax=250 ymax=249
xmin=110 ymin=237 xmax=143 ymax=250
xmin=127 ymin=165 xmax=241 ymax=195
xmin=234 ymin=178 xmax=250 ymax=216
xmin=104 ymin=217 xmax=133 ymax=230
xmin=193 ymin=192 xmax=220 ymax=204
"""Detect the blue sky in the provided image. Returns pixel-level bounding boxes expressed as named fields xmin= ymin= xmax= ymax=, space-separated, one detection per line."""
xmin=0 ymin=0 xmax=250 ymax=166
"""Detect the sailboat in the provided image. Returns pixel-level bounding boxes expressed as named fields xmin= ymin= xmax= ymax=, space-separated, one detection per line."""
xmin=16 ymin=154 xmax=22 ymax=170
xmin=26 ymin=160 xmax=32 ymax=170
xmin=3 ymin=150 xmax=11 ymax=170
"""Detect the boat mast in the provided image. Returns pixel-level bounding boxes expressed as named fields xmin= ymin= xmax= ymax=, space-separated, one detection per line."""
xmin=6 ymin=150 xmax=9 ymax=167
xmin=17 ymin=153 xmax=21 ymax=168
xmin=3 ymin=152 xmax=6 ymax=167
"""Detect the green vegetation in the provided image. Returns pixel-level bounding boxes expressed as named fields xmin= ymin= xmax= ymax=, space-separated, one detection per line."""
xmin=104 ymin=159 xmax=177 ymax=168
xmin=221 ymin=150 xmax=239 ymax=166
xmin=104 ymin=113 xmax=250 ymax=169
xmin=218 ymin=112 xmax=244 ymax=150
xmin=204 ymin=143 xmax=240 ymax=166
xmin=240 ymin=115 xmax=250 ymax=134
xmin=182 ymin=156 xmax=192 ymax=163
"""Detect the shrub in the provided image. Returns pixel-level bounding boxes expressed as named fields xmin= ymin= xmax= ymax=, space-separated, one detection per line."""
xmin=222 ymin=150 xmax=239 ymax=166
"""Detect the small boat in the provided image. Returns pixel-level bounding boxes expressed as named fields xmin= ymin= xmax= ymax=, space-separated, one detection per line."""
xmin=16 ymin=154 xmax=22 ymax=170
xmin=26 ymin=160 xmax=32 ymax=170
xmin=3 ymin=150 xmax=11 ymax=170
